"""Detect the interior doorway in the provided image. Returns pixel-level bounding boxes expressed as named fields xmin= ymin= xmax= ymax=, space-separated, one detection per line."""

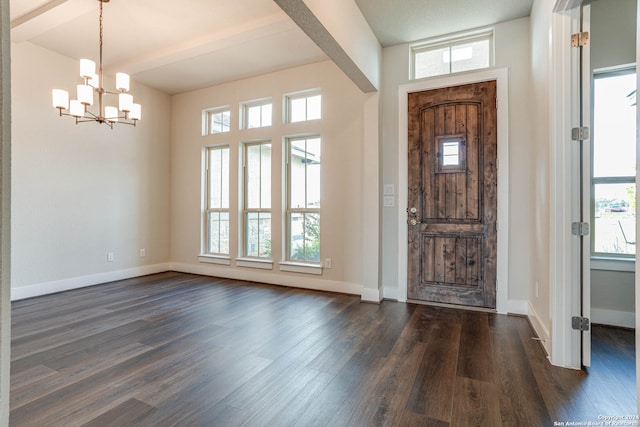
xmin=581 ymin=0 xmax=637 ymax=371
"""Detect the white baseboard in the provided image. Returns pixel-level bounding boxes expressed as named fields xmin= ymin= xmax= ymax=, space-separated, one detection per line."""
xmin=528 ymin=302 xmax=552 ymax=357
xmin=170 ymin=262 xmax=363 ymax=296
xmin=361 ymin=287 xmax=382 ymax=303
xmin=382 ymin=286 xmax=401 ymax=301
xmin=11 ymin=263 xmax=172 ymax=301
xmin=591 ymin=307 xmax=635 ymax=329
xmin=505 ymin=299 xmax=528 ymax=315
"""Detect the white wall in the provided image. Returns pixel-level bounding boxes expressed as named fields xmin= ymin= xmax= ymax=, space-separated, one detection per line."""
xmin=10 ymin=41 xmax=172 ymax=299
xmin=170 ymin=60 xmax=369 ymax=295
xmin=379 ymin=17 xmax=533 ymax=311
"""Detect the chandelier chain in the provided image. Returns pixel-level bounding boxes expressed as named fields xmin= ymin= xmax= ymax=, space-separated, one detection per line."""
xmin=99 ymin=0 xmax=103 ymax=80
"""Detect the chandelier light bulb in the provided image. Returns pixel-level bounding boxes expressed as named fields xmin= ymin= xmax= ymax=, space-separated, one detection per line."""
xmin=70 ymin=100 xmax=85 ymax=118
xmin=52 ymin=89 xmax=69 ymax=110
xmin=79 ymin=59 xmax=96 ymax=79
xmin=88 ymin=73 xmax=99 ymax=89
xmin=116 ymin=73 xmax=130 ymax=92
xmin=119 ymin=93 xmax=133 ymax=113
xmin=77 ymin=84 xmax=94 ymax=106
xmin=105 ymin=106 xmax=119 ymax=123
xmin=130 ymin=103 xmax=142 ymax=121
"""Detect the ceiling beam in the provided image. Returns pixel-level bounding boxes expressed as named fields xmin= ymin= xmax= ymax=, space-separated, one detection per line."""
xmin=10 ymin=0 xmax=94 ymax=43
xmin=273 ymin=0 xmax=380 ymax=93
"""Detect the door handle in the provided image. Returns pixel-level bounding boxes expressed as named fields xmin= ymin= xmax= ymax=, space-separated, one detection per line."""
xmin=409 ymin=219 xmax=421 ymax=226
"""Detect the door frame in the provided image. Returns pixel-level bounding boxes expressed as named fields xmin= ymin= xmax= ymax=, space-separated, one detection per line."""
xmin=397 ymin=68 xmax=510 ymax=313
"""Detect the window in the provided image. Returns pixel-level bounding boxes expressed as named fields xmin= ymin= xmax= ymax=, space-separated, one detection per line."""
xmin=244 ymin=141 xmax=272 ymax=258
xmin=286 ymin=136 xmax=321 ymax=262
xmin=286 ymin=91 xmax=321 ymax=123
xmin=436 ymin=136 xmax=466 ymax=172
xmin=204 ymin=146 xmax=230 ymax=255
xmin=411 ymin=31 xmax=493 ymax=80
xmin=592 ymin=69 xmax=636 ymax=257
xmin=242 ymin=99 xmax=272 ymax=129
xmin=203 ymin=106 xmax=231 ymax=135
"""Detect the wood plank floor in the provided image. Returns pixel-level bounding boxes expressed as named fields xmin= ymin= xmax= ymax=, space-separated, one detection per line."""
xmin=9 ymin=272 xmax=637 ymax=426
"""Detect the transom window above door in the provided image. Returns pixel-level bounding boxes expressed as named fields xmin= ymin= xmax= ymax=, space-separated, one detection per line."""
xmin=411 ymin=31 xmax=494 ymax=80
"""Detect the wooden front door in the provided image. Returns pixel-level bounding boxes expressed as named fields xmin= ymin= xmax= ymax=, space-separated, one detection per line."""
xmin=407 ymin=81 xmax=497 ymax=308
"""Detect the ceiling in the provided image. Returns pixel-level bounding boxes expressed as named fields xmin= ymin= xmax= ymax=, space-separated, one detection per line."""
xmin=10 ymin=0 xmax=534 ymax=95
xmin=355 ymin=0 xmax=534 ymax=47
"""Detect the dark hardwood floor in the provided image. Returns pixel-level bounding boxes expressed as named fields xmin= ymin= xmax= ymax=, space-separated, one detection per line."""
xmin=9 ymin=272 xmax=637 ymax=426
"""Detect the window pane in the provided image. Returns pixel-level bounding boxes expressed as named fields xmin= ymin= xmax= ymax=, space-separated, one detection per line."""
xmin=594 ymin=183 xmax=636 ymax=255
xmin=290 ymin=139 xmax=307 ymax=209
xmin=414 ymin=47 xmax=450 ymax=79
xmin=289 ymin=212 xmax=320 ymax=262
xmin=208 ymin=147 xmax=229 ymax=209
xmin=210 ymin=112 xmax=221 ymax=133
xmin=246 ymin=144 xmax=271 ymax=209
xmin=247 ymin=105 xmax=261 ymax=129
xmin=208 ymin=110 xmax=230 ymax=134
xmin=290 ymin=97 xmax=307 ymax=123
xmin=246 ymin=212 xmax=271 ymax=257
xmin=246 ymin=145 xmax=261 ymax=208
xmin=262 ymin=104 xmax=272 ymax=127
xmin=208 ymin=212 xmax=229 ymax=254
xmin=208 ymin=149 xmax=222 ymax=209
xmin=307 ymin=95 xmax=321 ymax=120
xmin=593 ymin=72 xmax=637 ymax=178
xmin=442 ymin=141 xmax=460 ymax=166
xmin=306 ymin=137 xmax=321 ymax=208
xmin=221 ymin=148 xmax=229 ymax=209
xmin=450 ymin=39 xmax=490 ymax=74
xmin=260 ymin=144 xmax=271 ymax=209
xmin=222 ymin=111 xmax=230 ymax=132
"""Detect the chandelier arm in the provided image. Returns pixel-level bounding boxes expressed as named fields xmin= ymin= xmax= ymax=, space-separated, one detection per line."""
xmin=84 ymin=110 xmax=99 ymax=119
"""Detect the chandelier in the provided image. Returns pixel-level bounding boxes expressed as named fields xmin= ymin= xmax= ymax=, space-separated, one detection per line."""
xmin=51 ymin=0 xmax=141 ymax=128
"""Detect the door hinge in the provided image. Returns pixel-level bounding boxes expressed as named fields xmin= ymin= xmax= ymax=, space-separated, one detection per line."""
xmin=572 ymin=316 xmax=590 ymax=331
xmin=571 ymin=127 xmax=589 ymax=141
xmin=571 ymin=32 xmax=589 ymax=47
xmin=571 ymin=222 xmax=589 ymax=236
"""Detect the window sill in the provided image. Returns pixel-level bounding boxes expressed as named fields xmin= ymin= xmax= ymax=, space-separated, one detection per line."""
xmin=591 ymin=256 xmax=635 ymax=272
xmin=198 ymin=254 xmax=231 ymax=266
xmin=236 ymin=258 xmax=273 ymax=270
xmin=279 ymin=261 xmax=323 ymax=275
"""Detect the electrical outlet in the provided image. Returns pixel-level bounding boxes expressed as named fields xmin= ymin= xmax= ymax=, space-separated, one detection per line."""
xmin=107 ymin=252 xmax=114 ymax=262
xmin=325 ymin=258 xmax=332 ymax=269
xmin=139 ymin=248 xmax=146 ymax=258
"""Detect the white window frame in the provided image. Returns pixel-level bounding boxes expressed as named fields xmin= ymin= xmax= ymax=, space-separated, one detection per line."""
xmin=243 ymin=140 xmax=272 ymax=259
xmin=410 ymin=30 xmax=494 ymax=80
xmin=203 ymin=145 xmax=230 ymax=257
xmin=285 ymin=135 xmax=321 ymax=264
xmin=202 ymin=105 xmax=231 ymax=135
xmin=241 ymin=98 xmax=272 ymax=130
xmin=285 ymin=89 xmax=322 ymax=123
